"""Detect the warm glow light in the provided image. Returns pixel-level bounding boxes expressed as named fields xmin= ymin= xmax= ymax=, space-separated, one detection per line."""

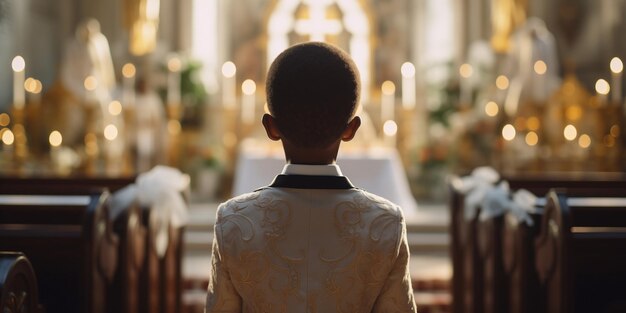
xmin=578 ymin=134 xmax=591 ymax=148
xmin=383 ymin=120 xmax=398 ymax=136
xmin=459 ymin=63 xmax=473 ymax=78
xmin=167 ymin=57 xmax=182 ymax=72
xmin=496 ymin=75 xmax=510 ymax=90
xmin=2 ymin=129 xmax=15 ymax=145
xmin=84 ymin=76 xmax=98 ymax=91
xmin=242 ymin=79 xmax=256 ymax=95
xmin=24 ymin=77 xmax=37 ymax=93
xmin=0 ymin=113 xmax=10 ymax=127
xmin=104 ymin=124 xmax=118 ymax=141
xmin=49 ymin=130 xmax=62 ymax=147
xmin=11 ymin=56 xmax=25 ymax=72
xmin=564 ymin=124 xmax=577 ymax=141
xmin=610 ymin=57 xmax=623 ymax=74
xmin=502 ymin=124 xmax=516 ymax=141
xmin=525 ymin=131 xmax=539 ymax=146
xmin=108 ymin=101 xmax=123 ymax=116
xmin=534 ymin=60 xmax=547 ymax=75
xmin=382 ymin=81 xmax=396 ymax=95
xmin=485 ymin=101 xmax=499 ymax=117
xmin=33 ymin=79 xmax=42 ymax=94
xmin=566 ymin=105 xmax=583 ymax=121
xmin=595 ymin=79 xmax=610 ymax=95
xmin=610 ymin=125 xmax=620 ymax=138
xmin=527 ymin=116 xmax=540 ymax=131
xmin=401 ymin=62 xmax=416 ymax=78
xmin=604 ymin=134 xmax=616 ymax=147
xmin=221 ymin=61 xmax=236 ymax=78
xmin=122 ymin=63 xmax=136 ymax=78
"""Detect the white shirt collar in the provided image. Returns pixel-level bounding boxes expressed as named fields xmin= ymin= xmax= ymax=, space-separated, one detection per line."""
xmin=281 ymin=163 xmax=344 ymax=176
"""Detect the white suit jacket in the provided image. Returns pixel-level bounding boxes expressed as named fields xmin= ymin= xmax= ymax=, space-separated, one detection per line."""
xmin=206 ymin=164 xmax=417 ymax=313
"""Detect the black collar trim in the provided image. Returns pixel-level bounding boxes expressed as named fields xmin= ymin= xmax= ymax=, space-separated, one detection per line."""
xmin=262 ymin=174 xmax=355 ymax=190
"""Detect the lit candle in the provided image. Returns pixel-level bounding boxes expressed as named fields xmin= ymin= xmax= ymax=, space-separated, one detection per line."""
xmin=241 ymin=79 xmax=256 ymax=125
xmin=459 ymin=63 xmax=472 ymax=106
xmin=222 ymin=61 xmax=237 ymax=108
xmin=122 ymin=63 xmax=136 ymax=106
xmin=534 ymin=60 xmax=548 ymax=100
xmin=383 ymin=120 xmax=398 ymax=147
xmin=595 ymin=78 xmax=610 ymax=106
xmin=49 ymin=130 xmax=62 ymax=162
xmin=12 ymin=56 xmax=26 ymax=110
xmin=401 ymin=62 xmax=416 ymax=110
xmin=84 ymin=76 xmax=98 ymax=104
xmin=24 ymin=77 xmax=42 ymax=105
xmin=610 ymin=57 xmax=623 ymax=105
xmin=2 ymin=129 xmax=15 ymax=156
xmin=167 ymin=56 xmax=182 ymax=107
xmin=381 ymin=81 xmax=395 ymax=122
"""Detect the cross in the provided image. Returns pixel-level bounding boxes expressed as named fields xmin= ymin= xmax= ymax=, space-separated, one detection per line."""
xmin=294 ymin=2 xmax=342 ymax=42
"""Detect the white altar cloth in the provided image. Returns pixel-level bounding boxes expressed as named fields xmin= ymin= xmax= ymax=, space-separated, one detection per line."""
xmin=232 ymin=144 xmax=419 ymax=218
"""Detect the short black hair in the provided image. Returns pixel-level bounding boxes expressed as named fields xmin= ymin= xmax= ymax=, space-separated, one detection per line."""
xmin=266 ymin=42 xmax=360 ymax=148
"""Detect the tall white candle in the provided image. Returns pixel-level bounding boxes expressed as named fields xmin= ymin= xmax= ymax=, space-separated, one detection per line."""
xmin=610 ymin=57 xmax=623 ymax=105
xmin=401 ymin=62 xmax=416 ymax=110
xmin=167 ymin=57 xmax=182 ymax=107
xmin=383 ymin=120 xmax=398 ymax=148
xmin=222 ymin=61 xmax=237 ymax=108
xmin=241 ymin=79 xmax=256 ymax=125
xmin=12 ymin=56 xmax=26 ymax=110
xmin=122 ymin=63 xmax=136 ymax=106
xmin=381 ymin=81 xmax=395 ymax=122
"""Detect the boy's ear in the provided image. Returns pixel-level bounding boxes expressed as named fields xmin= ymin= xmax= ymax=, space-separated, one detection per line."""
xmin=341 ymin=116 xmax=361 ymax=142
xmin=262 ymin=113 xmax=282 ymax=141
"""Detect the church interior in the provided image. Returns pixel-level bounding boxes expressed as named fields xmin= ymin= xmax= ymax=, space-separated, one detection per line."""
xmin=1 ymin=0 xmax=626 ymax=312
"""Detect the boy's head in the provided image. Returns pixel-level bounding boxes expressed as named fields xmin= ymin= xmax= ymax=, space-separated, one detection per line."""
xmin=265 ymin=42 xmax=360 ymax=149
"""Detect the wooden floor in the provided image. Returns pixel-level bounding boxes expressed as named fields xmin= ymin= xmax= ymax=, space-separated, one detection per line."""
xmin=181 ymin=201 xmax=452 ymax=313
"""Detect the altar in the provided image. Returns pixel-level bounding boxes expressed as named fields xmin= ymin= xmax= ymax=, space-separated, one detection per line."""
xmin=232 ymin=142 xmax=419 ymax=218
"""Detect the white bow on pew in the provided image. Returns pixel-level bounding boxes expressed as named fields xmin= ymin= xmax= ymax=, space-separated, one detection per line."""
xmin=454 ymin=166 xmax=500 ymax=220
xmin=110 ymin=166 xmax=190 ymax=257
xmin=479 ymin=182 xmax=537 ymax=226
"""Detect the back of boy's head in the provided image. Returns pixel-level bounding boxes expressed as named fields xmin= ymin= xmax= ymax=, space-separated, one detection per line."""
xmin=266 ymin=42 xmax=360 ymax=148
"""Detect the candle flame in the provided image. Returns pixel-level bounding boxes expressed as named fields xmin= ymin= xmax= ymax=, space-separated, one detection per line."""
xmin=496 ymin=75 xmax=509 ymax=90
xmin=381 ymin=81 xmax=395 ymax=95
xmin=534 ymin=60 xmax=547 ymax=75
xmin=459 ymin=63 xmax=473 ymax=78
xmin=168 ymin=57 xmax=182 ymax=72
xmin=401 ymin=62 xmax=416 ymax=78
xmin=49 ymin=130 xmax=63 ymax=147
xmin=578 ymin=134 xmax=591 ymax=148
xmin=12 ymin=56 xmax=25 ymax=72
xmin=525 ymin=131 xmax=539 ymax=146
xmin=122 ymin=63 xmax=136 ymax=78
xmin=595 ymin=79 xmax=610 ymax=95
xmin=109 ymin=101 xmax=123 ymax=115
xmin=104 ymin=124 xmax=119 ymax=141
xmin=222 ymin=61 xmax=236 ymax=78
xmin=242 ymin=79 xmax=256 ymax=95
xmin=2 ymin=129 xmax=15 ymax=145
xmin=502 ymin=124 xmax=516 ymax=141
xmin=564 ymin=124 xmax=577 ymax=141
xmin=84 ymin=76 xmax=98 ymax=91
xmin=484 ymin=101 xmax=499 ymax=117
xmin=611 ymin=57 xmax=623 ymax=74
xmin=383 ymin=120 xmax=398 ymax=136
xmin=0 ymin=113 xmax=10 ymax=127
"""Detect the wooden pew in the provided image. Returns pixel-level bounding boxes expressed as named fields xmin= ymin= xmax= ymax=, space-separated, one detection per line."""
xmin=535 ymin=188 xmax=626 ymax=313
xmin=0 ymin=251 xmax=43 ymax=313
xmin=0 ymin=188 xmax=118 ymax=313
xmin=449 ymin=172 xmax=626 ymax=313
xmin=0 ymin=176 xmax=184 ymax=313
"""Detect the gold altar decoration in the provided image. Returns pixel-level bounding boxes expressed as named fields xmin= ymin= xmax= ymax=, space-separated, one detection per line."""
xmin=490 ymin=0 xmax=528 ymax=53
xmin=124 ymin=0 xmax=160 ymax=56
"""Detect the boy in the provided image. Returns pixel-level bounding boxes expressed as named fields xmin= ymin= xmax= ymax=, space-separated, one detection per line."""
xmin=206 ymin=42 xmax=417 ymax=313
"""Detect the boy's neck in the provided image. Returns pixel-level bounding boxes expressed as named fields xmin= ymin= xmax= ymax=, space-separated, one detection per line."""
xmin=282 ymin=140 xmax=340 ymax=165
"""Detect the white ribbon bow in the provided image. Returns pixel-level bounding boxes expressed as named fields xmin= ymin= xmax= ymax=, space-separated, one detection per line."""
xmin=110 ymin=166 xmax=190 ymax=257
xmin=455 ymin=166 xmax=500 ymax=220
xmin=479 ymin=184 xmax=538 ymax=226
